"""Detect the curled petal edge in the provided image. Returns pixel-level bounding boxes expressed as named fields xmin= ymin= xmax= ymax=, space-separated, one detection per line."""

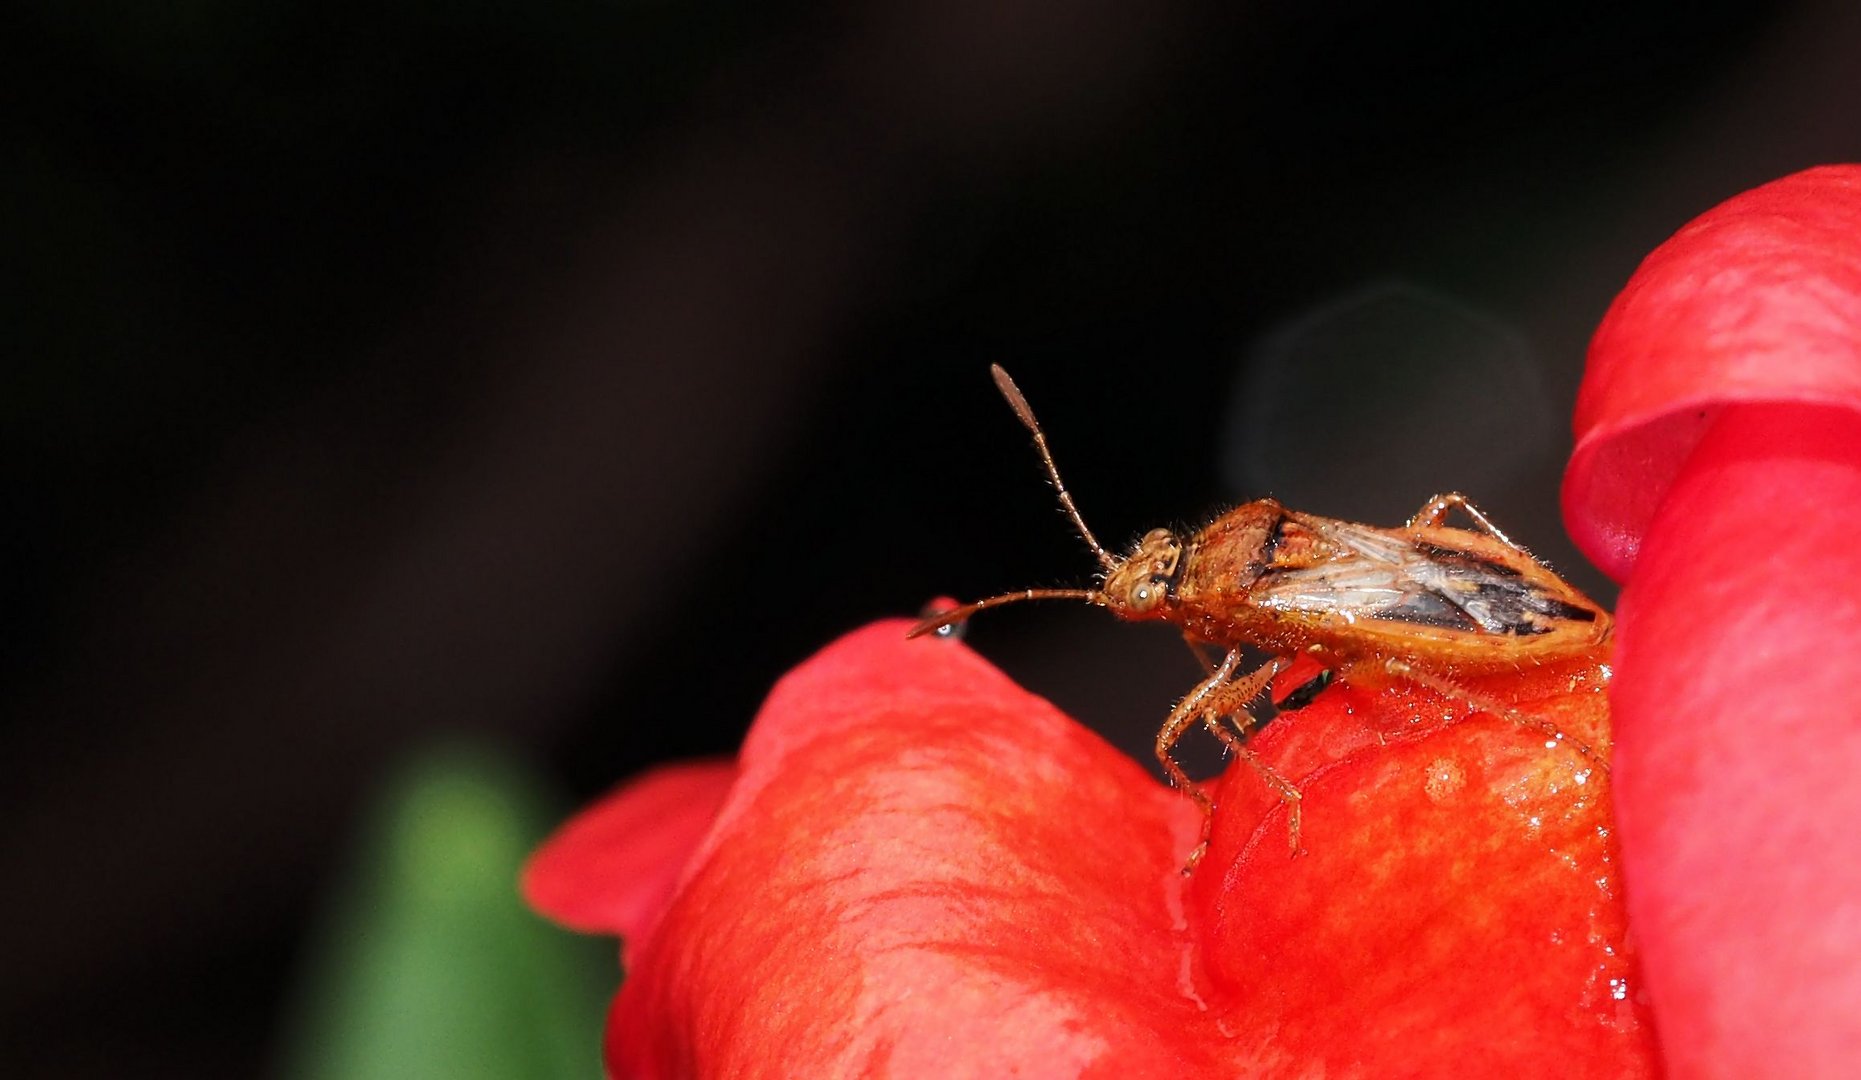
xmin=1562 ymin=163 xmax=1861 ymax=582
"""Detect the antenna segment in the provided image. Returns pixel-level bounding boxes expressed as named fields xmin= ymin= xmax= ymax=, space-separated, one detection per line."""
xmin=989 ymin=365 xmax=1116 ymax=571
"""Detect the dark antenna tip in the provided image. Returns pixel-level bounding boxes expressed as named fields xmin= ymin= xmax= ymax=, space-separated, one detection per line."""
xmin=990 ymin=364 xmax=1037 ymax=431
xmin=987 ymin=366 xmax=1116 ymax=571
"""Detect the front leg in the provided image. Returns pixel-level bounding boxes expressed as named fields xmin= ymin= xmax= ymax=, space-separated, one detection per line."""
xmin=1153 ymin=650 xmax=1242 ymax=827
xmin=1156 ymin=651 xmax=1300 ymax=871
xmin=1192 ymin=662 xmax=1304 ymax=858
xmin=1180 ymin=631 xmax=1217 ymax=677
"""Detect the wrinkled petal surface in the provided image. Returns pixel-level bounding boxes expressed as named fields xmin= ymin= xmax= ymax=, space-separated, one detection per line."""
xmin=1564 ymin=164 xmax=1861 ymax=1078
xmin=535 ymin=621 xmax=1655 ymax=1078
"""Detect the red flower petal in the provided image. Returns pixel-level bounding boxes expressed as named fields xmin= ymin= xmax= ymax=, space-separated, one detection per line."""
xmin=1610 ymin=405 xmax=1861 ymax=1077
xmin=606 ymin=622 xmax=1212 ymax=1078
xmin=1193 ymin=659 xmax=1646 ymax=1072
xmin=1566 ymin=165 xmax=1861 ymax=1076
xmin=522 ymin=759 xmax=737 ymax=940
xmin=1563 ymin=164 xmax=1861 ymax=582
xmin=533 ymin=621 xmax=1655 ymax=1078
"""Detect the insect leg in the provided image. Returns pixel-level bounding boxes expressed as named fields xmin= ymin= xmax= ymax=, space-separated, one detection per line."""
xmin=1156 ymin=650 xmax=1248 ymax=872
xmin=1156 ymin=651 xmax=1240 ymax=800
xmin=1191 ymin=661 xmax=1304 ymax=857
xmin=1407 ymin=492 xmax=1522 ymax=552
xmin=1181 ymin=632 xmax=1217 ymax=677
xmin=1160 ymin=654 xmax=1302 ymax=870
xmin=1373 ymin=658 xmax=1609 ymax=772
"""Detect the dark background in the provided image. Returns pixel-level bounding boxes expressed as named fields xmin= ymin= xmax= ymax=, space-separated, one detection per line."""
xmin=8 ymin=1 xmax=1861 ymax=1075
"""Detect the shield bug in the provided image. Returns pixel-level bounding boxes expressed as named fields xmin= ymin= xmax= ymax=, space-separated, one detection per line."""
xmin=910 ymin=366 xmax=1612 ymax=868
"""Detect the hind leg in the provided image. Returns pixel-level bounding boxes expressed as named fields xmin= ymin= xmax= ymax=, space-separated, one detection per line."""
xmin=1407 ymin=492 xmax=1524 ymax=553
xmin=1359 ymin=657 xmax=1609 ymax=772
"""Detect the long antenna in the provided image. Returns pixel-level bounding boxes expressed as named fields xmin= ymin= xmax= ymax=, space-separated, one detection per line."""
xmin=907 ymin=588 xmax=1105 ymax=638
xmin=990 ymin=365 xmax=1116 ymax=571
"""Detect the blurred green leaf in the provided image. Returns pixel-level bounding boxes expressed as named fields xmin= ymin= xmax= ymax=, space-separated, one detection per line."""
xmin=279 ymin=744 xmax=609 ymax=1080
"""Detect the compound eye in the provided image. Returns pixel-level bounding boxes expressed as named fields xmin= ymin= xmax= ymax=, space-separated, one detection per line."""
xmin=1128 ymin=579 xmax=1165 ymax=614
xmin=1142 ymin=527 xmax=1173 ymax=545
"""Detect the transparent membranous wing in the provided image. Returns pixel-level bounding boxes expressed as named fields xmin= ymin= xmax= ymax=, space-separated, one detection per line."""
xmin=1253 ymin=520 xmax=1595 ymax=637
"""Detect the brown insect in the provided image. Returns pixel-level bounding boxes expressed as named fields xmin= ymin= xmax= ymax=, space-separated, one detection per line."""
xmin=910 ymin=366 xmax=1612 ymax=866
